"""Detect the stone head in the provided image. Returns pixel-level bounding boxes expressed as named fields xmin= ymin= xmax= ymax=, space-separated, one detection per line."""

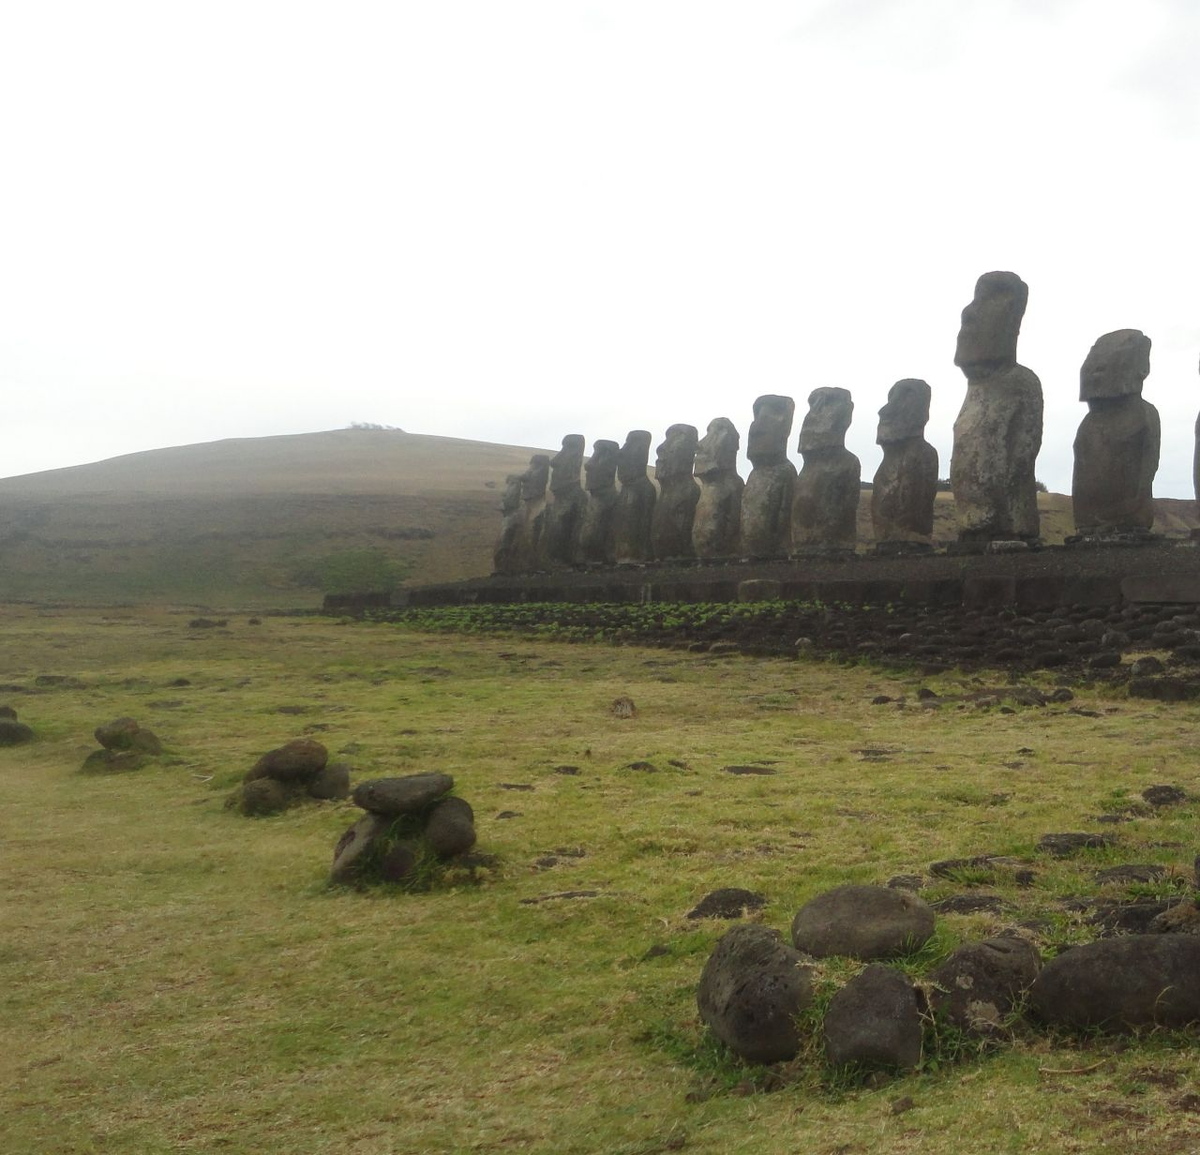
xmin=1080 ymin=329 xmax=1151 ymax=402
xmin=655 ymin=424 xmax=699 ymax=482
xmin=876 ymin=379 xmax=931 ymax=445
xmin=617 ymin=430 xmax=653 ymax=483
xmin=799 ymin=388 xmax=853 ymax=452
xmin=549 ymin=434 xmax=586 ymax=493
xmin=954 ymin=271 xmax=1029 ymax=376
xmin=585 ymin=439 xmax=619 ymax=493
xmin=520 ymin=455 xmax=550 ymax=502
xmin=501 ymin=473 xmax=523 ymax=515
xmin=746 ymin=394 xmax=795 ymax=466
xmin=694 ymin=418 xmax=740 ymax=478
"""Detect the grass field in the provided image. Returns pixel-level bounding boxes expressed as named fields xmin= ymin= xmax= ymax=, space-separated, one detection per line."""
xmin=4 ymin=604 xmax=1200 ymax=1154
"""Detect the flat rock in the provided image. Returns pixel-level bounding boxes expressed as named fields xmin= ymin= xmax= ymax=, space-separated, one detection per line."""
xmin=330 ymin=813 xmax=390 ymax=884
xmin=1149 ymin=902 xmax=1200 ymax=935
xmin=0 ymin=705 xmax=17 ymax=720
xmin=1029 ymin=935 xmax=1200 ymax=1031
xmin=931 ymin=893 xmax=1010 ymax=915
xmin=687 ymin=888 xmax=768 ymax=920
xmin=823 ymin=964 xmax=923 ymax=1070
xmin=928 ymin=936 xmax=1041 ymax=1033
xmin=1094 ymin=864 xmax=1166 ymax=886
xmin=252 ymin=738 xmax=328 ymax=782
xmin=1089 ymin=899 xmax=1172 ymax=936
xmin=697 ymin=923 xmax=812 ymax=1064
xmin=1142 ymin=784 xmax=1186 ymax=807
xmin=791 ymin=884 xmax=935 ymax=960
xmin=1038 ymin=832 xmax=1115 ymax=857
xmin=424 ymin=796 xmax=477 ymax=857
xmin=353 ymin=772 xmax=453 ymax=816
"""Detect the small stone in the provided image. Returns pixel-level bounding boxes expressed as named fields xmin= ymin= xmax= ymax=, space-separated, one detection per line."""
xmin=823 ymin=965 xmax=923 ymax=1070
xmin=352 ymin=772 xmax=454 ymax=816
xmin=129 ymin=730 xmax=163 ymax=755
xmin=424 ymin=796 xmax=477 ymax=858
xmin=1149 ymin=901 xmax=1200 ymax=935
xmin=238 ymin=778 xmax=293 ymax=816
xmin=1142 ymin=785 xmax=1186 ymax=807
xmin=931 ymin=893 xmax=1009 ymax=915
xmin=0 ymin=705 xmax=17 ymax=720
xmin=1131 ymin=656 xmax=1165 ymax=676
xmin=308 ymin=762 xmax=351 ymax=801
xmin=1094 ymin=864 xmax=1166 ymax=886
xmin=687 ymin=888 xmax=767 ymax=920
xmin=1037 ymin=832 xmax=1115 ymax=857
xmin=80 ymin=749 xmax=147 ymax=773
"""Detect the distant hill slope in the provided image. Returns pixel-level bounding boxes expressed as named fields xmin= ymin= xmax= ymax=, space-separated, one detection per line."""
xmin=0 ymin=428 xmax=1195 ymax=607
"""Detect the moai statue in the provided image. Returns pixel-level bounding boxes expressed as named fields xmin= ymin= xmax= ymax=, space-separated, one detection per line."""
xmin=1071 ymin=330 xmax=1159 ymax=538
xmin=791 ymin=387 xmax=860 ymax=556
xmin=540 ymin=434 xmax=587 ymax=568
xmin=612 ymin=430 xmax=656 ymax=564
xmin=692 ymin=418 xmax=744 ymax=560
xmin=949 ymin=271 xmax=1043 ymax=546
xmin=650 ymin=424 xmax=700 ymax=562
xmin=491 ymin=473 xmax=525 ymax=575
xmin=513 ymin=454 xmax=550 ymax=572
xmin=577 ymin=439 xmax=620 ymax=566
xmin=740 ymin=395 xmax=797 ymax=559
xmin=871 ymin=379 xmax=939 ymax=553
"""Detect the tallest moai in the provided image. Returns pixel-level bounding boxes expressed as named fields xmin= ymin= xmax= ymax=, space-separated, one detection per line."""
xmin=949 ymin=271 xmax=1043 ymax=545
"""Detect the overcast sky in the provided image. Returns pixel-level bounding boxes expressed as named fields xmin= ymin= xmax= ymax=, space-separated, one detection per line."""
xmin=2 ymin=0 xmax=1198 ymax=495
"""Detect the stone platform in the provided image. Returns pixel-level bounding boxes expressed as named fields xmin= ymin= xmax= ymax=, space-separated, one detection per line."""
xmin=364 ymin=540 xmax=1200 ymax=612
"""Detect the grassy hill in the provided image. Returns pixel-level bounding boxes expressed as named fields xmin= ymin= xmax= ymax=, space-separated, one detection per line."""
xmin=0 ymin=428 xmax=1195 ymax=607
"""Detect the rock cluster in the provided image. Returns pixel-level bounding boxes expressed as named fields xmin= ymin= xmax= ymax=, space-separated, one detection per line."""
xmin=228 ymin=738 xmax=350 ymax=815
xmin=329 ymin=772 xmax=478 ymax=887
xmin=0 ymin=704 xmax=34 ymax=747
xmin=81 ymin=716 xmax=163 ymax=771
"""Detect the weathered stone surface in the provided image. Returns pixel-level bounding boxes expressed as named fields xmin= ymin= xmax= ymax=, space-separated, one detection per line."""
xmin=514 ymin=455 xmax=551 ymax=572
xmin=650 ymin=424 xmax=700 ymax=561
xmin=872 ymin=379 xmax=938 ymax=548
xmin=612 ymin=431 xmax=656 ymax=564
xmin=792 ymin=388 xmax=860 ymax=554
xmin=0 ymin=706 xmax=16 ymax=721
xmin=239 ymin=777 xmax=294 ymax=816
xmin=692 ymin=418 xmax=744 ymax=560
xmin=1029 ymin=935 xmax=1200 ymax=1031
xmin=578 ymin=440 xmax=620 ymax=566
xmin=379 ymin=841 xmax=419 ymax=883
xmin=307 ymin=762 xmax=351 ymax=800
xmin=95 ymin=717 xmax=141 ymax=750
xmin=1142 ymin=784 xmax=1186 ymax=807
xmin=352 ymin=772 xmax=454 ymax=816
xmin=687 ymin=888 xmax=767 ymax=920
xmin=950 ymin=271 xmax=1043 ymax=543
xmin=330 ymin=813 xmax=390 ymax=884
xmin=696 ymin=923 xmax=812 ymax=1063
xmin=251 ymin=738 xmax=328 ymax=782
xmin=1149 ymin=901 xmax=1200 ymax=935
xmin=928 ymin=936 xmax=1041 ymax=1033
xmin=0 ymin=719 xmax=34 ymax=746
xmin=790 ymin=884 xmax=935 ymax=960
xmin=80 ymin=749 xmax=147 ymax=773
xmin=741 ymin=395 xmax=797 ymax=559
xmin=1073 ymin=330 xmax=1159 ymax=535
xmin=491 ymin=473 xmax=525 ymax=575
xmin=1037 ymin=832 xmax=1115 ymax=857
xmin=541 ymin=435 xmax=587 ymax=568
xmin=424 ymin=795 xmax=477 ymax=857
xmin=823 ymin=964 xmax=923 ymax=1070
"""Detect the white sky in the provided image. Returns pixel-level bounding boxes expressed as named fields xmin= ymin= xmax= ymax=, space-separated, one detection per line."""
xmin=2 ymin=0 xmax=1198 ymax=494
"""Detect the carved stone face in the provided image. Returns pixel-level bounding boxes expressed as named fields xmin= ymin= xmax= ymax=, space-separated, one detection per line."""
xmin=655 ymin=424 xmax=699 ymax=482
xmin=877 ymin=379 xmax=931 ymax=445
xmin=746 ymin=395 xmax=795 ymax=466
xmin=520 ymin=455 xmax=550 ymax=501
xmin=616 ymin=430 xmax=652 ymax=483
xmin=585 ymin=439 xmax=619 ymax=493
xmin=1080 ymin=329 xmax=1151 ymax=402
xmin=501 ymin=473 xmax=523 ymax=515
xmin=799 ymin=387 xmax=853 ymax=452
xmin=954 ymin=271 xmax=1029 ymax=376
xmin=549 ymin=434 xmax=586 ymax=493
xmin=694 ymin=418 xmax=740 ymax=477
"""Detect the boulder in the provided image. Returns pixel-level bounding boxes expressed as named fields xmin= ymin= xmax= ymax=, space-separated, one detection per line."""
xmin=307 ymin=762 xmax=351 ymax=801
xmin=129 ymin=729 xmax=164 ymax=755
xmin=330 ymin=813 xmax=390 ymax=884
xmin=424 ymin=796 xmax=477 ymax=857
xmin=1029 ymin=935 xmax=1200 ymax=1030
xmin=823 ymin=964 xmax=923 ymax=1070
xmin=238 ymin=778 xmax=293 ymax=816
xmin=94 ymin=717 xmax=141 ymax=750
xmin=251 ymin=738 xmax=328 ymax=782
xmin=0 ymin=719 xmax=34 ymax=746
xmin=80 ymin=749 xmax=147 ymax=773
xmin=697 ymin=923 xmax=813 ymax=1064
xmin=352 ymin=772 xmax=454 ymax=816
xmin=928 ymin=936 xmax=1041 ymax=1033
xmin=791 ymin=884 xmax=935 ymax=960
xmin=379 ymin=841 xmax=420 ymax=883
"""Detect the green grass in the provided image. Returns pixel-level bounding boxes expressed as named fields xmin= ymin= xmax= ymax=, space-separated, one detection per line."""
xmin=3 ymin=605 xmax=1200 ymax=1153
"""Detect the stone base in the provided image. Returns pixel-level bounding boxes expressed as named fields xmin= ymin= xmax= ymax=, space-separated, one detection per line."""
xmin=874 ymin=541 xmax=934 ymax=557
xmin=947 ymin=537 xmax=1041 ymax=556
xmin=790 ymin=547 xmax=857 ymax=562
xmin=1066 ymin=530 xmax=1160 ymax=549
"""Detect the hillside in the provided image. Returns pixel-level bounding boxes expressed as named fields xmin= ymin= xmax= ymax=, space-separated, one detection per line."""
xmin=0 ymin=428 xmax=1195 ymax=606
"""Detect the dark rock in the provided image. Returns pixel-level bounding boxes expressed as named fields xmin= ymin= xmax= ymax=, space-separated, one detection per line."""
xmin=0 ymin=719 xmax=34 ymax=746
xmin=887 ymin=875 xmax=924 ymax=891
xmin=330 ymin=813 xmax=390 ymax=883
xmin=928 ymin=936 xmax=1041 ymax=1033
xmin=823 ymin=965 xmax=923 ymax=1070
xmin=378 ymin=842 xmax=419 ymax=883
xmin=80 ymin=748 xmax=147 ymax=773
xmin=1029 ymin=935 xmax=1200 ymax=1030
xmin=1089 ymin=651 xmax=1122 ymax=669
xmin=1128 ymin=677 xmax=1200 ymax=701
xmin=0 ymin=705 xmax=17 ymax=720
xmin=791 ymin=884 xmax=935 ymax=960
xmin=697 ymin=924 xmax=812 ymax=1064
xmin=94 ymin=717 xmax=141 ymax=750
xmin=1089 ymin=899 xmax=1172 ymax=936
xmin=722 ymin=764 xmax=775 ymax=775
xmin=352 ymin=772 xmax=453 ymax=816
xmin=1130 ymin=656 xmax=1165 ymax=676
xmin=307 ymin=762 xmax=351 ymax=801
xmin=1149 ymin=901 xmax=1200 ymax=935
xmin=129 ymin=729 xmax=163 ymax=755
xmin=1094 ymin=864 xmax=1166 ymax=886
xmin=424 ymin=796 xmax=477 ymax=858
xmin=1142 ymin=784 xmax=1186 ymax=807
xmin=687 ymin=888 xmax=768 ymax=920
xmin=238 ymin=777 xmax=293 ymax=816
xmin=1038 ymin=832 xmax=1115 ymax=857
xmin=251 ymin=738 xmax=328 ymax=782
